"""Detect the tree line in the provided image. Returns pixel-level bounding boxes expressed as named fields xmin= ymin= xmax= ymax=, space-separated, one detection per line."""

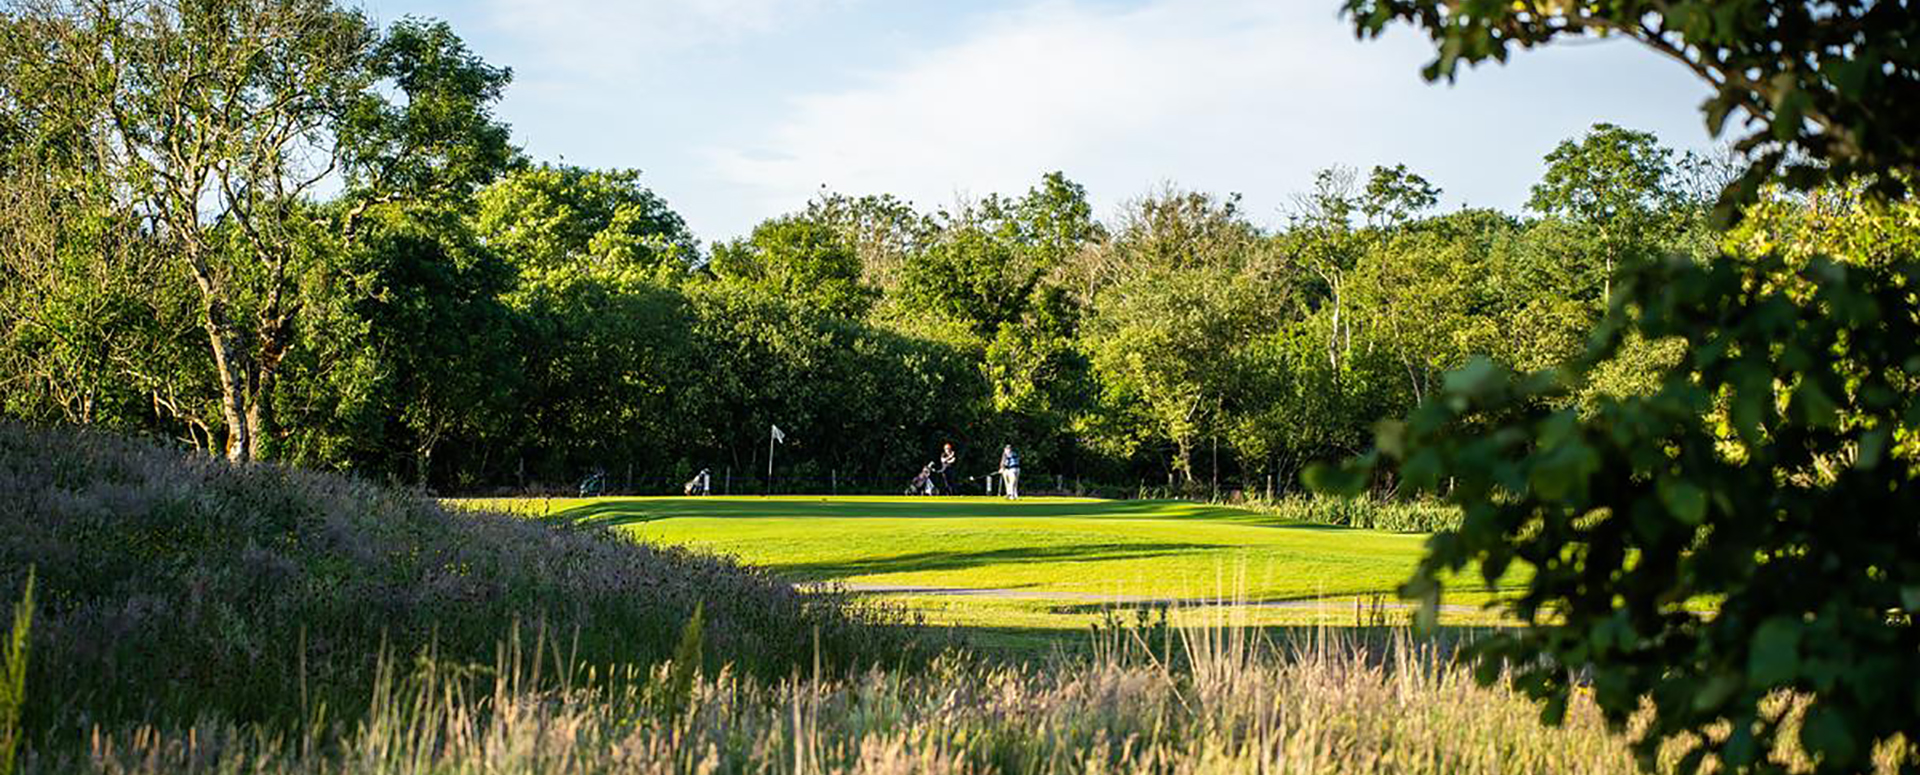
xmin=0 ymin=0 xmax=1811 ymax=495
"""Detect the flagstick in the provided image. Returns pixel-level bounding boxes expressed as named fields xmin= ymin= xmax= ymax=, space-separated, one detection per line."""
xmin=767 ymin=433 xmax=774 ymax=497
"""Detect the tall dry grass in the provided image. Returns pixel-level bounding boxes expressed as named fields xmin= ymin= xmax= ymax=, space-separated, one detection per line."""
xmin=53 ymin=617 xmax=1772 ymax=775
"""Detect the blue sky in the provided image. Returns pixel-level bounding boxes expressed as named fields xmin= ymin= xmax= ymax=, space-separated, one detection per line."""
xmin=362 ymin=0 xmax=1720 ymax=242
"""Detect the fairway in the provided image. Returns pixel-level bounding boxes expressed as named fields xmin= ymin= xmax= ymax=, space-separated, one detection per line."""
xmin=461 ymin=495 xmax=1515 ymax=632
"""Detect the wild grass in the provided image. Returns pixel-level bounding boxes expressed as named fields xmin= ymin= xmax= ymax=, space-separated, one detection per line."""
xmin=0 ymin=568 xmax=29 ymax=775
xmin=0 ymin=424 xmax=925 ymax=740
xmin=44 ymin=614 xmax=1795 ymax=775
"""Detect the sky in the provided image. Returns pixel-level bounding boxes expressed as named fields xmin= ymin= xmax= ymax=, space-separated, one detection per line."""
xmin=361 ymin=0 xmax=1722 ymax=243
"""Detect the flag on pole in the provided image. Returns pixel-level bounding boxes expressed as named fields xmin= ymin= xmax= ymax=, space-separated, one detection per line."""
xmin=770 ymin=424 xmax=786 ymax=443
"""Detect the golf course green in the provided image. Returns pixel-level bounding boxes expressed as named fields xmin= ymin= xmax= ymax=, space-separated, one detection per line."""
xmin=459 ymin=495 xmax=1517 ymax=633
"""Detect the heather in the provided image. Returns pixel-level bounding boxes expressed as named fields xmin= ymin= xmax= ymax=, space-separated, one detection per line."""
xmin=0 ymin=423 xmax=920 ymax=737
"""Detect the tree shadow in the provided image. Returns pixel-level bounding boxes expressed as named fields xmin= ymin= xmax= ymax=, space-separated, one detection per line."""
xmin=771 ymin=542 xmax=1228 ymax=582
xmin=547 ymin=496 xmax=1377 ymax=531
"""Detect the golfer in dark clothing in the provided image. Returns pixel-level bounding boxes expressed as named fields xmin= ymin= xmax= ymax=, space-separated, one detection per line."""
xmin=937 ymin=442 xmax=958 ymax=495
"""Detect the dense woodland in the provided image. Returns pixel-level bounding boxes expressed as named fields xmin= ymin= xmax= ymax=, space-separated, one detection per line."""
xmin=0 ymin=2 xmax=1899 ymax=496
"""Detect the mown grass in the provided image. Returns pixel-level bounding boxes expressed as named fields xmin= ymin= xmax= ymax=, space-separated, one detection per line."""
xmin=456 ymin=496 xmax=1519 ymax=637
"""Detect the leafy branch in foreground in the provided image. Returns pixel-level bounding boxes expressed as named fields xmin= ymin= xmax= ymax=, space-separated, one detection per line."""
xmin=1313 ymin=252 xmax=1920 ymax=772
xmin=1342 ymin=0 xmax=1920 ymax=214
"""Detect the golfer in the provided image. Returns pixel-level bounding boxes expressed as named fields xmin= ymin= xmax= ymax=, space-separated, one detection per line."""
xmin=999 ymin=444 xmax=1021 ymax=500
xmin=937 ymin=441 xmax=958 ymax=495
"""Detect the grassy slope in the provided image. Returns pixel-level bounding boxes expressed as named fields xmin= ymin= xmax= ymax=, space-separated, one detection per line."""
xmin=459 ymin=495 xmax=1518 ymax=636
xmin=0 ymin=426 xmax=914 ymax=735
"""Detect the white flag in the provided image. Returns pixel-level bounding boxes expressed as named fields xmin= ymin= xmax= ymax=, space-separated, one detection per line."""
xmin=770 ymin=424 xmax=786 ymax=443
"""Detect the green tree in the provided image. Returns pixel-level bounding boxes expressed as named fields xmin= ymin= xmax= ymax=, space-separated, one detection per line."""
xmin=708 ymin=215 xmax=874 ymax=318
xmin=475 ymin=164 xmax=697 ymax=282
xmin=3 ymin=1 xmax=516 ymax=461
xmin=25 ymin=0 xmax=378 ymax=461
xmin=900 ymin=173 xmax=1102 ymax=335
xmin=1527 ymin=123 xmax=1682 ymax=297
xmin=1360 ymin=163 xmax=1441 ymax=229
xmin=337 ymin=17 xmax=517 ymax=236
xmin=1083 ymin=268 xmax=1278 ymax=487
xmin=799 ymin=191 xmax=937 ymax=292
xmin=283 ymin=208 xmax=522 ymax=486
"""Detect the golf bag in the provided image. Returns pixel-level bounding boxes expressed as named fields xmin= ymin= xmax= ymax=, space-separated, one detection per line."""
xmin=905 ymin=462 xmax=937 ymax=496
xmin=683 ymin=468 xmax=711 ymax=496
xmin=578 ymin=470 xmax=606 ymax=498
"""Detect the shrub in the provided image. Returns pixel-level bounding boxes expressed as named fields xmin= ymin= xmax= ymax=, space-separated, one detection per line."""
xmin=0 ymin=424 xmax=918 ymax=736
xmin=1248 ymin=495 xmax=1461 ymax=533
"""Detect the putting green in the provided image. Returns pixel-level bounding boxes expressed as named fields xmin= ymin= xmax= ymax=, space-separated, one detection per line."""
xmin=456 ymin=495 xmax=1516 ymax=631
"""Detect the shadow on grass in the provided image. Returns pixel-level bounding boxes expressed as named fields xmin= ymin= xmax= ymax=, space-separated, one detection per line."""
xmin=770 ymin=542 xmax=1228 ymax=582
xmin=549 ymin=496 xmax=1376 ymax=530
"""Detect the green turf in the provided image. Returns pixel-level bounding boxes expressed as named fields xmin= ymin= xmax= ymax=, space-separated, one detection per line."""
xmin=456 ymin=495 xmax=1518 ymax=633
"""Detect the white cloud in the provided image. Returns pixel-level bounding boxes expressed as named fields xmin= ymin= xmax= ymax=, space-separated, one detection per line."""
xmin=705 ymin=0 xmax=1408 ymax=222
xmin=701 ymin=0 xmax=1713 ymax=232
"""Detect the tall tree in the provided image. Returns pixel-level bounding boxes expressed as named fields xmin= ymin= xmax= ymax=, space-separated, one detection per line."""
xmin=50 ymin=0 xmax=374 ymax=461
xmin=337 ymin=17 xmax=516 ymax=235
xmin=799 ymin=191 xmax=935 ymax=292
xmin=1360 ymin=163 xmax=1441 ymax=229
xmin=6 ymin=1 xmax=515 ymax=461
xmin=1083 ymin=268 xmax=1277 ymax=485
xmin=1527 ymin=123 xmax=1681 ymax=298
xmin=900 ymin=173 xmax=1102 ymax=335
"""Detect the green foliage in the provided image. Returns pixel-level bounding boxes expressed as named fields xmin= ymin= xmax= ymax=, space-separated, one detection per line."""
xmin=662 ymin=601 xmax=704 ymax=717
xmin=1317 ymin=253 xmax=1920 ymax=772
xmin=1083 ymin=267 xmax=1280 ymax=484
xmin=0 ymin=567 xmax=30 ymax=775
xmin=898 ymin=173 xmax=1100 ymax=337
xmin=0 ymin=2 xmax=1768 ymax=505
xmin=1528 ymin=124 xmax=1680 ymax=231
xmin=474 ymin=164 xmax=697 ymax=281
xmin=709 ymin=214 xmax=874 ymax=318
xmin=1250 ymin=496 xmax=1461 ymax=533
xmin=338 ymin=17 xmax=517 ymax=215
xmin=1328 ymin=2 xmax=1920 ymax=772
xmin=1361 ymin=163 xmax=1441 ymax=228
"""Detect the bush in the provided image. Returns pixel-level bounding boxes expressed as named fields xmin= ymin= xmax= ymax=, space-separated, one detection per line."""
xmin=1249 ymin=495 xmax=1460 ymax=533
xmin=0 ymin=424 xmax=918 ymax=735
